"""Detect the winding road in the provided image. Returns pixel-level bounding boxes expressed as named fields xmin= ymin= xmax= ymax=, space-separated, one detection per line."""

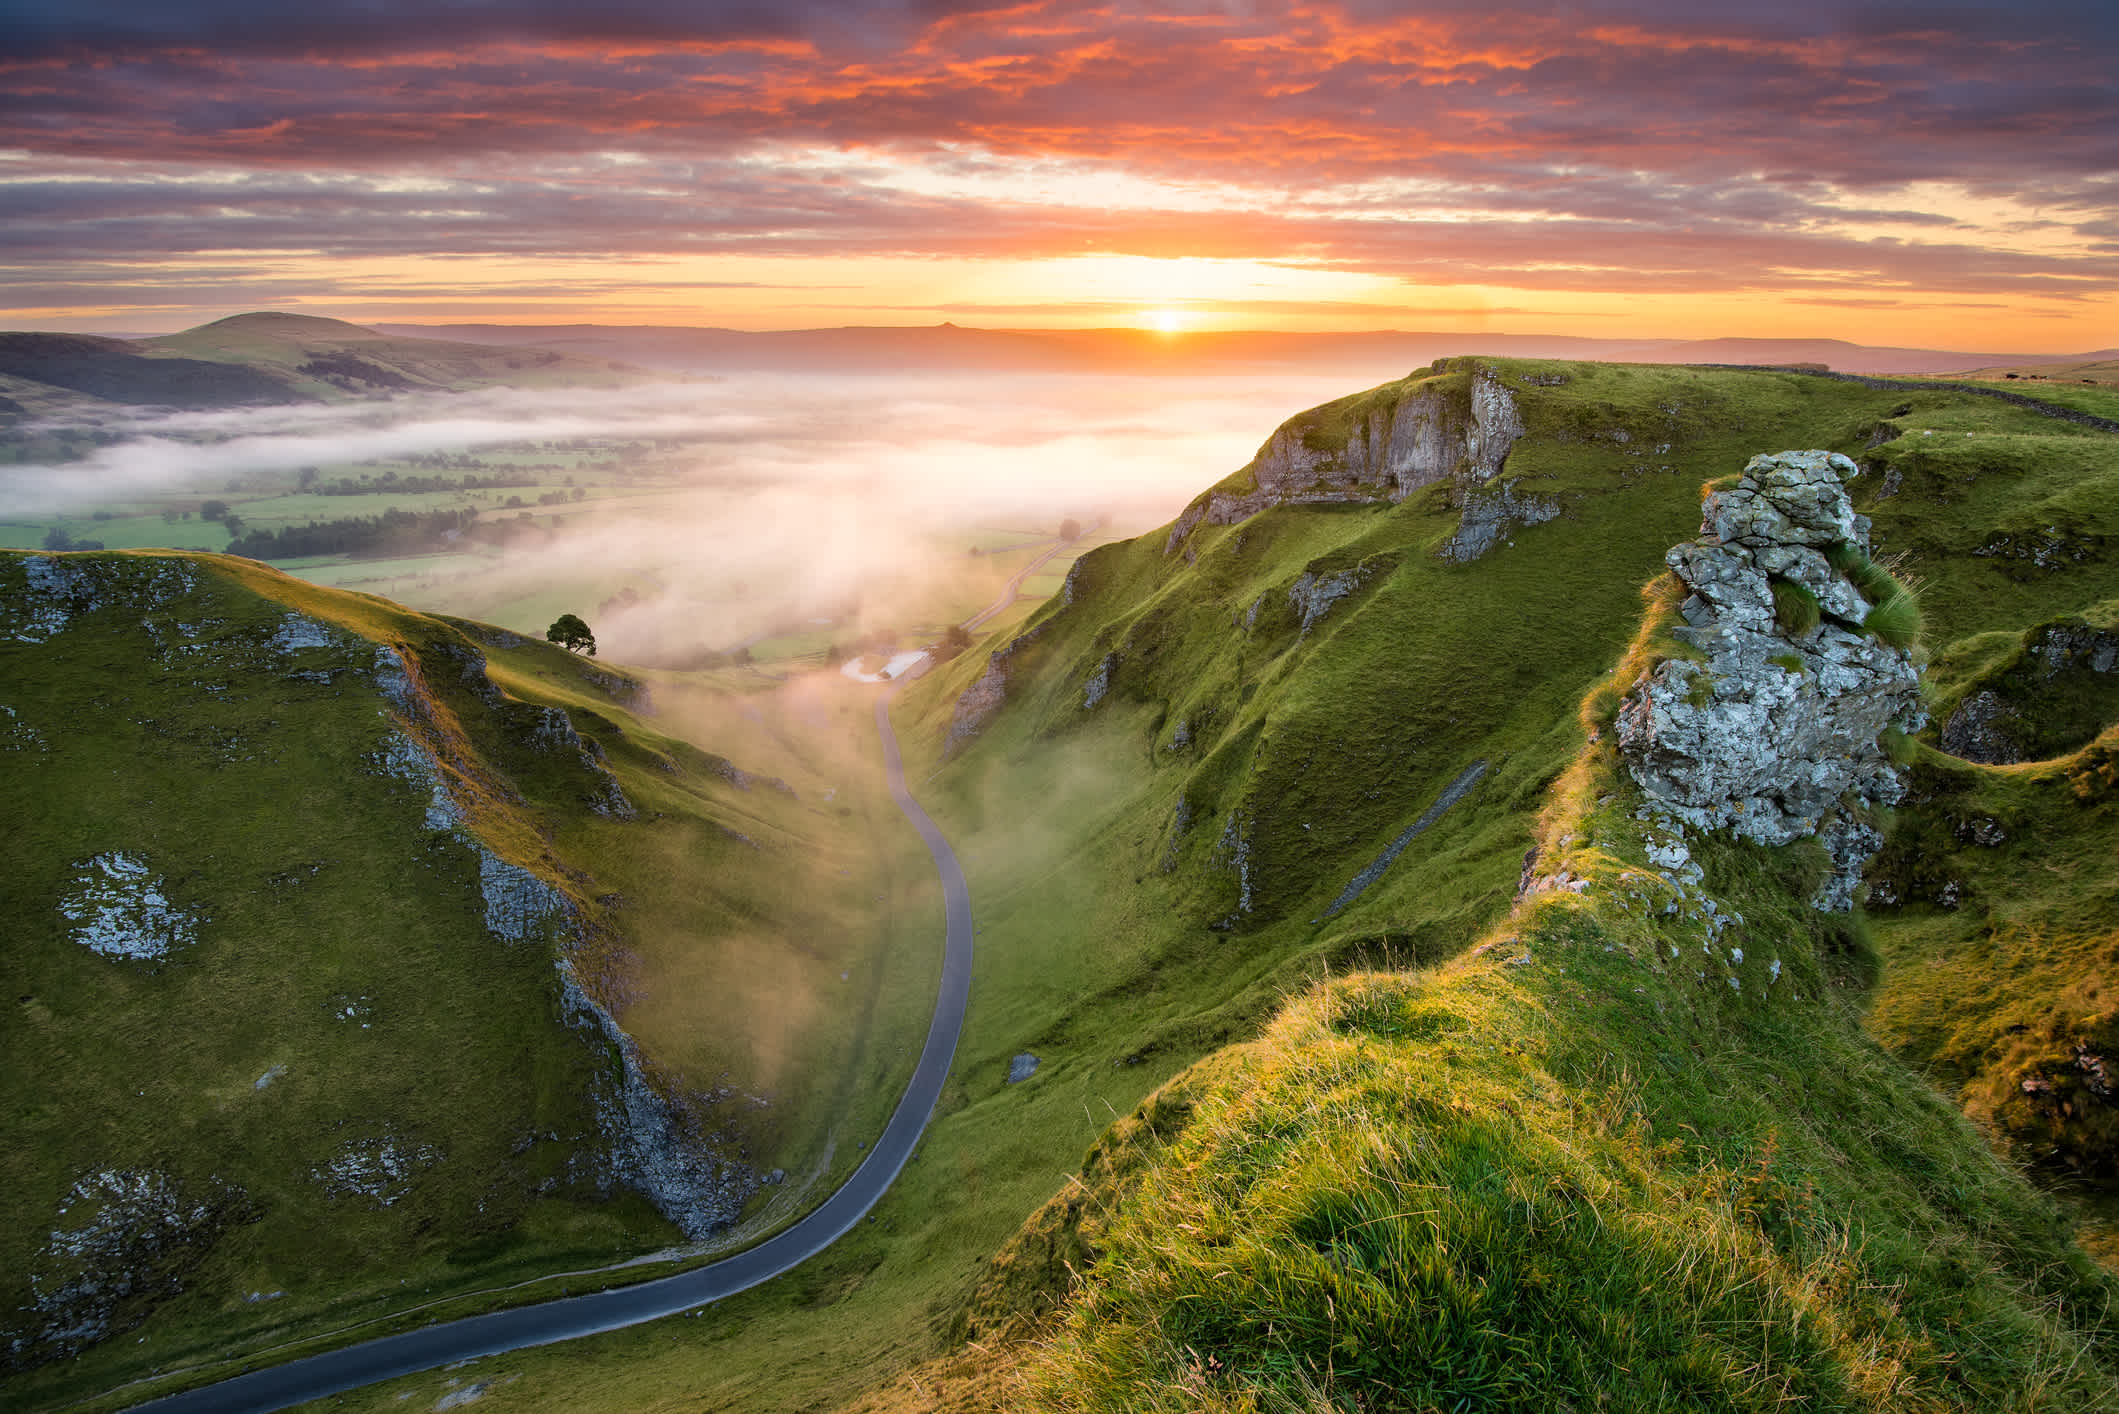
xmin=126 ymin=690 xmax=972 ymax=1413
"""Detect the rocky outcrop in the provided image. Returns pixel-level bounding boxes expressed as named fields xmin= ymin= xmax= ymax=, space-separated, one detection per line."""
xmin=9 ymin=1168 xmax=250 ymax=1368
xmin=1939 ymin=616 xmax=2119 ymax=764
xmin=1437 ymin=480 xmax=1562 ymax=564
xmin=58 ymin=852 xmax=199 ymax=960
xmin=945 ymin=622 xmax=1048 ymax=756
xmin=556 ymin=961 xmax=761 ymax=1239
xmin=1164 ymin=362 xmax=1526 ymax=553
xmin=1287 ymin=566 xmax=1371 ymax=635
xmin=1618 ymin=451 xmax=1926 ymax=911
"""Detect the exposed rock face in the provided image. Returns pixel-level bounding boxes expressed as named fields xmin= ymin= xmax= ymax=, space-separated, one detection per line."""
xmin=944 ymin=621 xmax=1048 ymax=756
xmin=1287 ymin=566 xmax=1370 ymax=635
xmin=1164 ymin=363 xmax=1526 ymax=553
xmin=9 ymin=1168 xmax=249 ymax=1367
xmin=5 ymin=554 xmax=196 ymax=644
xmin=1618 ymin=451 xmax=1926 ymax=911
xmin=1437 ymin=480 xmax=1562 ymax=564
xmin=556 ymin=961 xmax=761 ymax=1239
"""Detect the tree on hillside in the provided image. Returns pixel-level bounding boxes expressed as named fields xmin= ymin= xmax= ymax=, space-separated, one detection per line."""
xmin=547 ymin=613 xmax=597 ymax=657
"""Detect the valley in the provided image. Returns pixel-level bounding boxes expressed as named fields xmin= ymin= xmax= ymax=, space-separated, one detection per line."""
xmin=3 ymin=333 xmax=2117 ymax=1412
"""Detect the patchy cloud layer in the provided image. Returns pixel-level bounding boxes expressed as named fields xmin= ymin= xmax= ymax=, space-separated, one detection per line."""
xmin=2 ymin=2 xmax=2114 ymax=334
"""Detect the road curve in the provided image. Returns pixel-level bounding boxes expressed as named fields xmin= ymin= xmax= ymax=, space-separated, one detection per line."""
xmin=126 ymin=690 xmax=972 ymax=1414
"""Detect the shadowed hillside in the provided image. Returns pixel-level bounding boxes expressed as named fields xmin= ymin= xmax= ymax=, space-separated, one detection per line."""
xmin=0 ymin=550 xmax=936 ymax=1410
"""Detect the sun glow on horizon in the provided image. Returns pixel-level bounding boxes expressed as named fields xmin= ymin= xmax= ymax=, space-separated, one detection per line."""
xmin=1145 ymin=308 xmax=1188 ymax=335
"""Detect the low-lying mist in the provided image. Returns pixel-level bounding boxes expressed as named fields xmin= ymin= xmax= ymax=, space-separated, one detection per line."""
xmin=3 ymin=369 xmax=1365 ymax=664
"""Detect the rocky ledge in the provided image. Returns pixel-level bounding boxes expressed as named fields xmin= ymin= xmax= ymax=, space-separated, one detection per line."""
xmin=1164 ymin=361 xmax=1526 ymax=554
xmin=1618 ymin=450 xmax=1926 ymax=910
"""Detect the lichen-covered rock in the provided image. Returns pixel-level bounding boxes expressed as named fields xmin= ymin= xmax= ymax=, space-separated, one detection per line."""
xmin=477 ymin=848 xmax=574 ymax=943
xmin=370 ymin=725 xmax=463 ymax=830
xmin=1940 ymin=688 xmax=2024 ymax=764
xmin=1287 ymin=566 xmax=1370 ymax=634
xmin=557 ymin=962 xmax=760 ymax=1239
xmin=7 ymin=1168 xmax=247 ymax=1367
xmin=4 ymin=554 xmax=196 ymax=644
xmin=1618 ymin=450 xmax=1926 ymax=910
xmin=311 ymin=1133 xmax=443 ymax=1207
xmin=267 ymin=611 xmax=342 ymax=654
xmin=1940 ymin=615 xmax=2119 ymax=764
xmin=57 ymin=852 xmax=199 ymax=960
xmin=1082 ymin=652 xmax=1118 ymax=709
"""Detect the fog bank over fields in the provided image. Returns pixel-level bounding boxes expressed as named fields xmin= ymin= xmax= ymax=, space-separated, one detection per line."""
xmin=1 ymin=369 xmax=1364 ymax=661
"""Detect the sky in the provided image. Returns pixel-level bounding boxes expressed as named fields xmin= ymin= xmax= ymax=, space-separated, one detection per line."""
xmin=3 ymin=1 xmax=2116 ymax=347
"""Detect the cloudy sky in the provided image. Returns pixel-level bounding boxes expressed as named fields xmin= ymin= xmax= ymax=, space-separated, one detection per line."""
xmin=4 ymin=1 xmax=2115 ymax=345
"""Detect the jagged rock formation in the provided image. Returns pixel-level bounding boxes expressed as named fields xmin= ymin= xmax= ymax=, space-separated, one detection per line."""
xmin=1164 ymin=362 xmax=1525 ymax=552
xmin=1437 ymin=480 xmax=1562 ymax=564
xmin=944 ymin=621 xmax=1048 ymax=756
xmin=367 ymin=639 xmax=752 ymax=1234
xmin=1618 ymin=450 xmax=1926 ymax=910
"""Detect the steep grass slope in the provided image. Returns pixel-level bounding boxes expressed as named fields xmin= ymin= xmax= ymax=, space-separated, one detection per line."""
xmin=0 ymin=549 xmax=933 ymax=1411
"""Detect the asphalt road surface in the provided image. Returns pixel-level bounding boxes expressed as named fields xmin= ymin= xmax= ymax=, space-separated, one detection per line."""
xmin=126 ymin=689 xmax=973 ymax=1414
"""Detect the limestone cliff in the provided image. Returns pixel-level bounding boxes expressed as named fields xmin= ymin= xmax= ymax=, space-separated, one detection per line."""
xmin=1618 ymin=451 xmax=1926 ymax=910
xmin=1164 ymin=360 xmax=1525 ymax=553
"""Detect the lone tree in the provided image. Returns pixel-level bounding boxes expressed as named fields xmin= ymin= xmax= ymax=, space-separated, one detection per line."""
xmin=547 ymin=613 xmax=597 ymax=657
xmin=1059 ymin=516 xmax=1082 ymax=541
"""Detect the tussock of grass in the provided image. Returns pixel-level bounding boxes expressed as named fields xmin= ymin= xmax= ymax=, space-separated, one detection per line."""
xmin=1770 ymin=576 xmax=1822 ymax=634
xmin=1863 ymin=589 xmax=1924 ymax=650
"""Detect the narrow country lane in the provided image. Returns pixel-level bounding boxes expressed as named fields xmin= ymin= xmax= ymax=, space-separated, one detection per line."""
xmin=124 ymin=689 xmax=972 ymax=1414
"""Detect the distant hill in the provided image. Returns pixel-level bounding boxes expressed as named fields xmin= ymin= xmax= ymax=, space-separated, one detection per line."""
xmin=142 ymin=312 xmax=641 ymax=398
xmin=0 ymin=332 xmax=299 ymax=409
xmin=0 ymin=313 xmax=647 ymax=413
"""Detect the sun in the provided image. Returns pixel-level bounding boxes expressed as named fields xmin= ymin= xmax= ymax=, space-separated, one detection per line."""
xmin=1145 ymin=307 xmax=1188 ymax=335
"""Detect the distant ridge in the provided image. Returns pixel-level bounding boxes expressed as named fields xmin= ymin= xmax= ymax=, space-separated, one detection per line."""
xmin=372 ymin=322 xmax=2096 ymax=379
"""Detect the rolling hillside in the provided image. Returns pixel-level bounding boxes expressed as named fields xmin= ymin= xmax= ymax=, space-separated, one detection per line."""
xmin=0 ymin=550 xmax=936 ymax=1410
xmin=0 ymin=313 xmax=642 ymax=416
xmin=856 ymin=358 xmax=2119 ymax=1409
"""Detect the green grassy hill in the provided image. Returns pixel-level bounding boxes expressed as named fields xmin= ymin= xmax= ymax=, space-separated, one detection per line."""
xmin=862 ymin=358 xmax=2119 ymax=1408
xmin=10 ymin=355 xmax=2117 ymax=1413
xmin=0 ymin=313 xmax=642 ymax=416
xmin=0 ymin=549 xmax=936 ymax=1410
xmin=140 ymin=313 xmax=639 ymax=399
